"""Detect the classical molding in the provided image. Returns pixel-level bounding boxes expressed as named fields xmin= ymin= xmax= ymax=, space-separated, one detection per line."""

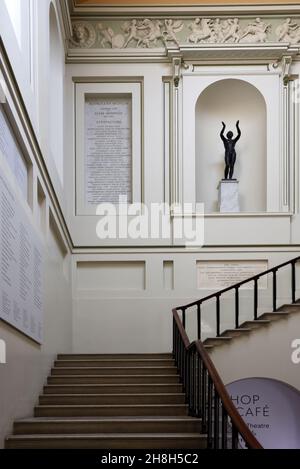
xmin=67 ymin=0 xmax=300 ymax=17
xmin=54 ymin=0 xmax=73 ymax=51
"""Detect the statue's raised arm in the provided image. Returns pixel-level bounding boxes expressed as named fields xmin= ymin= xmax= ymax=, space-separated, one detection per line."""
xmin=234 ymin=120 xmax=241 ymax=143
xmin=220 ymin=121 xmax=226 ymax=143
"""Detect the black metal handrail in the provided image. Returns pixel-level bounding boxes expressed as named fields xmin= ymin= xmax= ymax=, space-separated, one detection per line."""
xmin=173 ymin=309 xmax=262 ymax=449
xmin=177 ymin=256 xmax=300 ymax=339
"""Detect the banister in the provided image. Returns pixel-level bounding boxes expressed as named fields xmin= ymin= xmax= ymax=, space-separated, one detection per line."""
xmin=172 ymin=308 xmax=263 ymax=449
xmin=194 ymin=340 xmax=262 ymax=449
xmin=173 ymin=255 xmax=300 ymax=449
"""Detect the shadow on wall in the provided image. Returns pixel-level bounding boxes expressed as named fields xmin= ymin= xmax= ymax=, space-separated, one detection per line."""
xmin=227 ymin=377 xmax=300 ymax=449
xmin=195 ymin=78 xmax=267 ymax=213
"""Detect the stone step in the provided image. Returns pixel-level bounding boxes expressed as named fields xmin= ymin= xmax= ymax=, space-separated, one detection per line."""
xmin=239 ymin=319 xmax=271 ymax=329
xmin=14 ymin=416 xmax=201 ymax=435
xmin=34 ymin=404 xmax=189 ymax=418
xmin=259 ymin=311 xmax=290 ymax=321
xmin=5 ymin=433 xmax=206 ymax=449
xmin=278 ymin=303 xmax=300 ymax=312
xmin=221 ymin=328 xmax=252 ymax=338
xmin=51 ymin=367 xmax=178 ymax=376
xmin=203 ymin=337 xmax=232 ymax=347
xmin=57 ymin=354 xmax=173 ymax=360
xmin=55 ymin=359 xmax=176 ymax=368
xmin=44 ymin=383 xmax=183 ymax=394
xmin=39 ymin=393 xmax=186 ymax=405
xmin=48 ymin=375 xmax=180 ymax=385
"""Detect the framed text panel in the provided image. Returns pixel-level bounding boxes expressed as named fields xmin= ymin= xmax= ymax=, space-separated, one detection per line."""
xmin=75 ymin=81 xmax=142 ymax=215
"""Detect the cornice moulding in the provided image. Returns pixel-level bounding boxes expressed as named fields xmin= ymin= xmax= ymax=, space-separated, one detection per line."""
xmin=68 ymin=1 xmax=300 ymax=17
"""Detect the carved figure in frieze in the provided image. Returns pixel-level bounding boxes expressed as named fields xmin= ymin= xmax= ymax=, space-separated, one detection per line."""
xmin=122 ymin=18 xmax=166 ymax=48
xmin=276 ymin=18 xmax=300 ymax=44
xmin=221 ymin=18 xmax=240 ymax=43
xmin=137 ymin=19 xmax=163 ymax=47
xmin=71 ymin=22 xmax=96 ymax=48
xmin=239 ymin=18 xmax=271 ymax=43
xmin=97 ymin=23 xmax=125 ymax=48
xmin=211 ymin=18 xmax=225 ymax=43
xmin=162 ymin=19 xmax=184 ymax=47
xmin=188 ymin=18 xmax=214 ymax=44
xmin=122 ymin=19 xmax=142 ymax=48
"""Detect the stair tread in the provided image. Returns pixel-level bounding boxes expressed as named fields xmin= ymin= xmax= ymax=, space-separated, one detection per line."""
xmin=16 ymin=416 xmax=198 ymax=422
xmin=35 ymin=404 xmax=188 ymax=408
xmin=49 ymin=375 xmax=179 ymax=380
xmin=7 ymin=433 xmax=205 ymax=440
xmin=47 ymin=375 xmax=179 ymax=386
xmin=40 ymin=393 xmax=184 ymax=397
xmin=57 ymin=354 xmax=173 ymax=358
xmin=56 ymin=360 xmax=175 ymax=363
xmin=52 ymin=367 xmax=177 ymax=369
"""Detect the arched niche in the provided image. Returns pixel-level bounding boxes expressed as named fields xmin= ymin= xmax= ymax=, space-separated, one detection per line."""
xmin=49 ymin=3 xmax=64 ymax=183
xmin=195 ymin=79 xmax=267 ymax=213
xmin=227 ymin=377 xmax=300 ymax=449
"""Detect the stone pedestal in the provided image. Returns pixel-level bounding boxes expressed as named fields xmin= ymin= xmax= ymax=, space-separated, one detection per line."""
xmin=218 ymin=179 xmax=240 ymax=213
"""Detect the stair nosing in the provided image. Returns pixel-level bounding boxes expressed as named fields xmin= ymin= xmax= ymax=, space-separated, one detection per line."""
xmin=40 ymin=393 xmax=185 ymax=397
xmin=35 ymin=404 xmax=188 ymax=408
xmin=7 ymin=433 xmax=205 ymax=440
xmin=15 ymin=416 xmax=199 ymax=423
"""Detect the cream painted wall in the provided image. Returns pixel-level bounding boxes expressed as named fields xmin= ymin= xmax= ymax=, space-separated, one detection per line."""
xmin=0 ymin=0 xmax=67 ymax=213
xmin=72 ymin=250 xmax=300 ymax=353
xmin=0 ymin=233 xmax=72 ymax=448
xmin=0 ymin=0 xmax=72 ymax=448
xmin=210 ymin=310 xmax=300 ymax=393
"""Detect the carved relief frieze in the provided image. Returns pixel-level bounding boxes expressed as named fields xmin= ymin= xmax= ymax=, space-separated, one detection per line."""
xmin=69 ymin=17 xmax=300 ymax=50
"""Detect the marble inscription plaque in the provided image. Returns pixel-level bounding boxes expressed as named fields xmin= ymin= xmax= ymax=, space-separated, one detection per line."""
xmin=197 ymin=260 xmax=268 ymax=290
xmin=85 ymin=96 xmax=132 ymax=206
xmin=0 ymin=171 xmax=43 ymax=343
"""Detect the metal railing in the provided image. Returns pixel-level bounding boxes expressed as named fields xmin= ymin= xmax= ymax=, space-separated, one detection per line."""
xmin=173 ymin=309 xmax=262 ymax=449
xmin=171 ymin=256 xmax=300 ymax=449
xmin=177 ymin=256 xmax=300 ymax=339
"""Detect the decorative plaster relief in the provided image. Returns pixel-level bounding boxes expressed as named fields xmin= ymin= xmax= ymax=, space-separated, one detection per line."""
xmin=69 ymin=17 xmax=300 ymax=49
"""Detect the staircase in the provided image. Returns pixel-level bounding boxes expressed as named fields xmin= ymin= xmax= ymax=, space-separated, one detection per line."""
xmin=5 ymin=353 xmax=206 ymax=449
xmin=203 ymin=302 xmax=300 ymax=351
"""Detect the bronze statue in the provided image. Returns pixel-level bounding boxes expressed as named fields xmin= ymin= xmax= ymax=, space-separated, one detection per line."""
xmin=220 ymin=120 xmax=241 ymax=180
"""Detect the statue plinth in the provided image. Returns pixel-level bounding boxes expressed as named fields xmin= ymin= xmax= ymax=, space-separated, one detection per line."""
xmin=218 ymin=179 xmax=240 ymax=213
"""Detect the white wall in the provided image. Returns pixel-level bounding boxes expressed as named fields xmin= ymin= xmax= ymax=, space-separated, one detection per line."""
xmin=196 ymin=78 xmax=267 ymax=212
xmin=210 ymin=309 xmax=300 ymax=394
xmin=0 ymin=0 xmax=72 ymax=448
xmin=72 ymin=250 xmax=300 ymax=353
xmin=0 ymin=0 xmax=67 ymax=212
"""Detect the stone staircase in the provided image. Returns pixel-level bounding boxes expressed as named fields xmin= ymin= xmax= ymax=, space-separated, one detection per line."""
xmin=5 ymin=353 xmax=206 ymax=449
xmin=203 ymin=302 xmax=300 ymax=351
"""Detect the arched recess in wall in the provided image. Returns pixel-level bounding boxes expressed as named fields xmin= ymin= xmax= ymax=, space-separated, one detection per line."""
xmin=227 ymin=377 xmax=300 ymax=449
xmin=195 ymin=79 xmax=267 ymax=213
xmin=49 ymin=2 xmax=64 ymax=183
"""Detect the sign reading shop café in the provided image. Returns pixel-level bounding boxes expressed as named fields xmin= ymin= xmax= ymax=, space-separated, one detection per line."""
xmin=227 ymin=378 xmax=300 ymax=449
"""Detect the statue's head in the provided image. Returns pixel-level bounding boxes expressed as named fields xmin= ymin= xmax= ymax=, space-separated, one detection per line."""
xmin=227 ymin=131 xmax=233 ymax=139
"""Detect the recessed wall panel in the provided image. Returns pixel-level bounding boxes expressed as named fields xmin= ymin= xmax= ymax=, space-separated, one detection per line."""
xmin=77 ymin=261 xmax=146 ymax=291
